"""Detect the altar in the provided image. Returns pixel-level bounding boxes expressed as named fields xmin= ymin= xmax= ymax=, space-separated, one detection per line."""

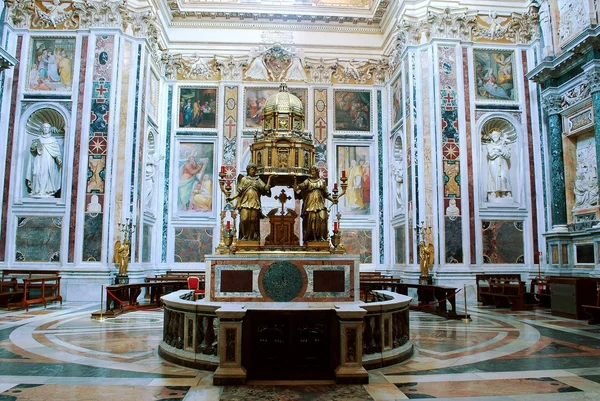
xmin=159 ymin=84 xmax=413 ymax=384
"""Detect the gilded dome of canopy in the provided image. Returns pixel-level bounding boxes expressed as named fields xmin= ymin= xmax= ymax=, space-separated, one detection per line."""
xmin=263 ymin=83 xmax=304 ymax=117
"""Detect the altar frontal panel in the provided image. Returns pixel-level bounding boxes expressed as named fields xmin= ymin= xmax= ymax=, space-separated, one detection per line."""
xmin=209 ymin=258 xmax=358 ymax=302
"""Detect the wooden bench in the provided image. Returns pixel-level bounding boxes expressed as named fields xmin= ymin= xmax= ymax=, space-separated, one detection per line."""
xmin=583 ymin=279 xmax=600 ymax=325
xmin=478 ymin=277 xmax=534 ymax=311
xmin=2 ymin=270 xmax=62 ymax=310
xmin=91 ymin=280 xmax=189 ymax=318
xmin=163 ymin=270 xmax=206 ymax=279
xmin=524 ymin=278 xmax=551 ymax=308
xmin=7 ymin=276 xmax=62 ymax=311
xmin=476 ymin=274 xmax=522 ymax=302
xmin=0 ymin=278 xmax=23 ymax=307
xmin=360 ymin=278 xmax=401 ymax=302
xmin=361 ymin=281 xmax=461 ymax=320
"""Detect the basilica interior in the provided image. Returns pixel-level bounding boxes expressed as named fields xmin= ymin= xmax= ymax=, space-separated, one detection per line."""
xmin=1 ymin=0 xmax=600 ymax=399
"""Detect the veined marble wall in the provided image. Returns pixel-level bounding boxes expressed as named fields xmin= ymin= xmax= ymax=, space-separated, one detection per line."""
xmin=6 ymin=0 xmax=598 ymax=299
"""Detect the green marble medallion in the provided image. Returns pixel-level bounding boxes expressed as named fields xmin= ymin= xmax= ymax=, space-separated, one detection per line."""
xmin=262 ymin=261 xmax=303 ymax=302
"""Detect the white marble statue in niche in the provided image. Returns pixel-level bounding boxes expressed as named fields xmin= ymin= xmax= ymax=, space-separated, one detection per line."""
xmin=144 ymin=151 xmax=164 ymax=209
xmin=573 ymin=141 xmax=598 ymax=210
xmin=25 ymin=116 xmax=64 ymax=198
xmin=392 ymin=163 xmax=404 ymax=215
xmin=481 ymin=120 xmax=517 ymax=202
xmin=538 ymin=0 xmax=554 ymax=58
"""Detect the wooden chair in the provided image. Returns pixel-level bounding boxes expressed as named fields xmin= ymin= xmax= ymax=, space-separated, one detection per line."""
xmin=187 ymin=276 xmax=205 ymax=300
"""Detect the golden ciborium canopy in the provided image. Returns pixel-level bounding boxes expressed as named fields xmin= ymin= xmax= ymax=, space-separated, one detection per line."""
xmin=252 ymin=82 xmax=315 ymax=187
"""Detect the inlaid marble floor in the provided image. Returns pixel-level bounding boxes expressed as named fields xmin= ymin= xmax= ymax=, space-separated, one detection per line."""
xmin=1 ymin=301 xmax=600 ymax=400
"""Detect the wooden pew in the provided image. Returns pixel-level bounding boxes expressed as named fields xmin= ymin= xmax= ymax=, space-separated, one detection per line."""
xmin=583 ymin=279 xmax=600 ymax=325
xmin=360 ymin=281 xmax=460 ymax=320
xmin=478 ymin=277 xmax=534 ymax=311
xmin=524 ymin=278 xmax=551 ymax=308
xmin=7 ymin=276 xmax=62 ymax=311
xmin=2 ymin=270 xmax=62 ymax=311
xmin=92 ymin=280 xmax=189 ymax=318
xmin=476 ymin=274 xmax=521 ymax=302
xmin=0 ymin=277 xmax=22 ymax=307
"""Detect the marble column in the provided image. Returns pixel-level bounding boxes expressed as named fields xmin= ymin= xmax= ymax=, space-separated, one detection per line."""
xmin=543 ymin=94 xmax=567 ymax=228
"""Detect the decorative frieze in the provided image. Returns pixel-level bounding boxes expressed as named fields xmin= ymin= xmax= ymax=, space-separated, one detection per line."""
xmin=8 ymin=0 xmax=160 ymax=38
xmin=177 ymin=55 xmax=219 ymax=80
xmin=216 ymin=56 xmax=247 ymax=82
xmin=333 ymin=59 xmax=372 ymax=84
xmin=562 ymin=82 xmax=592 ymax=107
xmin=305 ymin=58 xmax=336 ymax=84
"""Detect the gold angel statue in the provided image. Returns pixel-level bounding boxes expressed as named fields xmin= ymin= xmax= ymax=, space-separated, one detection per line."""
xmin=419 ymin=240 xmax=434 ymax=277
xmin=114 ymin=239 xmax=130 ymax=276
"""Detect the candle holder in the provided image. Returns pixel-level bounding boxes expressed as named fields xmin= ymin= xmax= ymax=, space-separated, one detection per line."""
xmin=330 ymin=174 xmax=349 ymax=205
xmin=223 ymin=232 xmax=234 ymax=248
xmin=216 ymin=168 xmax=238 ymax=254
xmin=330 ymin=212 xmax=345 ymax=254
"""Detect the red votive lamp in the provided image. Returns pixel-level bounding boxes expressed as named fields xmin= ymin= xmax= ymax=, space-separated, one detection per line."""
xmin=221 ymin=166 xmax=226 ymax=173
xmin=341 ymin=170 xmax=346 ymax=178
xmin=333 ymin=183 xmax=338 ymax=191
xmin=334 ymin=222 xmax=338 ymax=231
xmin=226 ymin=221 xmax=231 ymax=231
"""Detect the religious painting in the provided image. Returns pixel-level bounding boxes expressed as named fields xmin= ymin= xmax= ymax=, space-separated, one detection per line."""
xmin=341 ymin=229 xmax=373 ymax=263
xmin=176 ymin=142 xmax=215 ymax=215
xmin=391 ymin=76 xmax=403 ymax=127
xmin=482 ymin=221 xmax=524 ymax=264
xmin=334 ymin=90 xmax=371 ymax=132
xmin=177 ymin=87 xmax=218 ymax=129
xmin=26 ymin=37 xmax=76 ymax=94
xmin=174 ymin=227 xmax=214 ymax=263
xmin=147 ymin=69 xmax=160 ymax=123
xmin=22 ymin=108 xmax=66 ymax=200
xmin=15 ymin=217 xmax=62 ymax=262
xmin=474 ymin=50 xmax=517 ymax=103
xmin=336 ymin=145 xmax=371 ymax=215
xmin=244 ymin=87 xmax=307 ymax=129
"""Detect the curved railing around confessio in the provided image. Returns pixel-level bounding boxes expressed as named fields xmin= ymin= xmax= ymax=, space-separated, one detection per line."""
xmin=159 ymin=290 xmax=413 ymax=372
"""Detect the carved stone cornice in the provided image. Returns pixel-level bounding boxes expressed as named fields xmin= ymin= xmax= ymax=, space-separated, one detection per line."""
xmin=399 ymin=8 xmax=477 ymax=45
xmin=165 ymin=0 xmax=391 ymax=30
xmin=6 ymin=0 xmax=155 ymax=33
xmin=333 ymin=59 xmax=373 ymax=84
xmin=372 ymin=58 xmax=389 ymax=85
xmin=177 ymin=54 xmax=220 ymax=80
xmin=215 ymin=56 xmax=247 ymax=82
xmin=160 ymin=52 xmax=180 ymax=81
xmin=396 ymin=7 xmax=537 ymax=46
xmin=305 ymin=58 xmax=336 ymax=84
xmin=543 ymin=94 xmax=563 ymax=116
xmin=472 ymin=10 xmax=538 ymax=44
